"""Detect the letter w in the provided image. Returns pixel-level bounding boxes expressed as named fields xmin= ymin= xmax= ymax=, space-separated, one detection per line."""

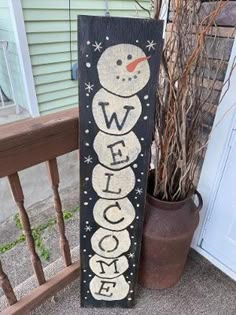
xmin=98 ymin=102 xmax=134 ymax=131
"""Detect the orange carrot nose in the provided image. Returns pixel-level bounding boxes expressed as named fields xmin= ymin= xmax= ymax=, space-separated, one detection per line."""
xmin=126 ymin=56 xmax=150 ymax=72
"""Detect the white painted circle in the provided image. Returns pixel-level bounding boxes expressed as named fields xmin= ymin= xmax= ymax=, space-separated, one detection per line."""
xmin=97 ymin=44 xmax=150 ymax=96
xmin=89 ymin=275 xmax=129 ymax=301
xmin=89 ymin=254 xmax=129 ymax=279
xmin=92 ymin=88 xmax=142 ymax=135
xmin=93 ymin=197 xmax=135 ymax=231
xmin=91 ymin=228 xmax=131 ymax=258
xmin=93 ymin=131 xmax=141 ymax=170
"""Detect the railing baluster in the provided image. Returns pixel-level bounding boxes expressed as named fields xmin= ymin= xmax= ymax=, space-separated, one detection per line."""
xmin=8 ymin=173 xmax=46 ymax=285
xmin=0 ymin=260 xmax=17 ymax=306
xmin=46 ymin=158 xmax=72 ymax=267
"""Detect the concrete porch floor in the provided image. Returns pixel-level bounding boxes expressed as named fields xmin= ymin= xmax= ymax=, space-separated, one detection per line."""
xmin=0 ymin=104 xmax=30 ymax=125
xmin=0 ymin=187 xmax=235 ymax=314
xmin=32 ymin=249 xmax=236 ymax=315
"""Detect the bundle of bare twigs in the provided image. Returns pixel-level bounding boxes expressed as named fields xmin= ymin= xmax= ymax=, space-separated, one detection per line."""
xmin=152 ymin=0 xmax=235 ymax=201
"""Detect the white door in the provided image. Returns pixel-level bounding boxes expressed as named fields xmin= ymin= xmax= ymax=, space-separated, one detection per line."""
xmin=192 ymin=38 xmax=236 ymax=280
xmin=201 ymin=127 xmax=236 ymax=273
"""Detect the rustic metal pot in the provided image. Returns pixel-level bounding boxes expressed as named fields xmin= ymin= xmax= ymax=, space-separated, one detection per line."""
xmin=139 ymin=188 xmax=203 ymax=289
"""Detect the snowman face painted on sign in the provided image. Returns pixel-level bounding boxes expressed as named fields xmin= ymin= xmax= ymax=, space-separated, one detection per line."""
xmin=97 ymin=44 xmax=150 ymax=97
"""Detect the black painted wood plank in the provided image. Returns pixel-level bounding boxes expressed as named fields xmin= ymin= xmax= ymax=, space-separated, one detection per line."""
xmin=78 ymin=15 xmax=163 ymax=308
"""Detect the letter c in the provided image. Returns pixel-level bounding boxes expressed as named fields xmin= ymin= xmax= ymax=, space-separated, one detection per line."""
xmin=104 ymin=202 xmax=125 ymax=224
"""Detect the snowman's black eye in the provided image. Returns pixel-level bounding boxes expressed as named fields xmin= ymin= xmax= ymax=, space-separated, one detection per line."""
xmin=127 ymin=54 xmax=132 ymax=60
xmin=116 ymin=59 xmax=122 ymax=66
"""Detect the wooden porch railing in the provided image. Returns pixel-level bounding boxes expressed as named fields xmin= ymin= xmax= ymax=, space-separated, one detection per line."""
xmin=0 ymin=108 xmax=80 ymax=315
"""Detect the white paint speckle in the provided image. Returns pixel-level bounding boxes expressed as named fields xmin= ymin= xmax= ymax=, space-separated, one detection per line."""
xmin=146 ymin=103 xmax=150 ymax=106
xmin=141 ymin=137 xmax=144 ymax=141
xmin=130 ymin=225 xmax=134 ymax=229
xmin=140 ymin=153 xmax=144 ymax=157
xmin=86 ymin=93 xmax=89 ymax=97
xmin=88 ymin=254 xmax=92 ymax=258
xmin=85 ymin=177 xmax=89 ymax=181
xmin=86 ymin=62 xmax=91 ymax=68
xmin=85 ymin=129 xmax=89 ymax=133
xmin=85 ymin=297 xmax=88 ymax=300
xmin=83 ymin=235 xmax=86 ymax=238
xmin=85 ymin=143 xmax=89 ymax=147
xmin=136 ymin=216 xmax=139 ymax=219
xmin=86 ymin=221 xmax=89 ymax=224
xmin=89 ymin=197 xmax=92 ymax=200
xmin=130 ymin=273 xmax=133 ymax=276
xmin=87 ymin=41 xmax=90 ymax=45
xmin=137 ymin=204 xmax=140 ymax=207
xmin=130 ymin=290 xmax=134 ymax=293
xmin=83 ymin=249 xmax=86 ymax=252
xmin=131 ymin=236 xmax=134 ymax=239
xmin=88 ymin=121 xmax=91 ymax=124
xmin=106 ymin=36 xmax=109 ymax=40
xmin=84 ymin=202 xmax=88 ymax=205
xmin=84 ymin=191 xmax=88 ymax=194
xmin=144 ymin=116 xmax=148 ymax=120
xmin=89 ymin=274 xmax=92 ymax=278
xmin=141 ymin=172 xmax=144 ymax=175
xmin=86 ymin=105 xmax=89 ymax=108
xmin=86 ymin=54 xmax=89 ymax=57
xmin=136 ymin=40 xmax=139 ymax=43
xmin=144 ymin=95 xmax=149 ymax=100
xmin=83 ymin=269 xmax=87 ymax=272
xmin=137 ymin=179 xmax=141 ymax=182
xmin=133 ymin=164 xmax=138 ymax=168
xmin=83 ymin=280 xmax=86 ymax=283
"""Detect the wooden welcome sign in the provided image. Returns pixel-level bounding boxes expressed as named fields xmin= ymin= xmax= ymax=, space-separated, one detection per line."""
xmin=78 ymin=15 xmax=163 ymax=308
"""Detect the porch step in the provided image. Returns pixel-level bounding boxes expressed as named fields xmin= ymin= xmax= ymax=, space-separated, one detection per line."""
xmin=0 ymin=246 xmax=80 ymax=313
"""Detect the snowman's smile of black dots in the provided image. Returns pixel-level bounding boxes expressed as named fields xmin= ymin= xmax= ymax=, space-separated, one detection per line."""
xmin=116 ymin=70 xmax=141 ymax=82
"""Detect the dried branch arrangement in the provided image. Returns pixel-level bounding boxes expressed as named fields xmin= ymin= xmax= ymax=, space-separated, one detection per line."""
xmin=151 ymin=0 xmax=235 ymax=201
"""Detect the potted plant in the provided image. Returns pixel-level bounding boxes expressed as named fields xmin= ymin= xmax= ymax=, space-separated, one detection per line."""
xmin=139 ymin=0 xmax=233 ymax=288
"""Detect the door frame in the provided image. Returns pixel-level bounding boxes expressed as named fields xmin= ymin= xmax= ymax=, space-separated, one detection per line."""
xmin=192 ymin=37 xmax=236 ymax=281
xmin=8 ymin=0 xmax=39 ymax=117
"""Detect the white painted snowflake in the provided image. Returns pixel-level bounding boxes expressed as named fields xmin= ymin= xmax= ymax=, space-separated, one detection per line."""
xmin=128 ymin=253 xmax=135 ymax=259
xmin=85 ymin=225 xmax=92 ymax=232
xmin=85 ymin=82 xmax=94 ymax=93
xmin=92 ymin=41 xmax=103 ymax=52
xmin=84 ymin=155 xmax=93 ymax=164
xmin=135 ymin=187 xmax=143 ymax=195
xmin=146 ymin=40 xmax=156 ymax=51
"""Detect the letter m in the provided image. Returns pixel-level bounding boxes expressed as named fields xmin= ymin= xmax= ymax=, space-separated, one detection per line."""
xmin=96 ymin=258 xmax=119 ymax=275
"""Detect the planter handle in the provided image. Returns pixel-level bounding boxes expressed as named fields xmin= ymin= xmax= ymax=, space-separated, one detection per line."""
xmin=194 ymin=190 xmax=203 ymax=213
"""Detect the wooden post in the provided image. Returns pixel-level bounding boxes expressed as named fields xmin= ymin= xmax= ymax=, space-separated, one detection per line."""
xmin=46 ymin=158 xmax=72 ymax=267
xmin=8 ymin=173 xmax=46 ymax=285
xmin=0 ymin=260 xmax=17 ymax=306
